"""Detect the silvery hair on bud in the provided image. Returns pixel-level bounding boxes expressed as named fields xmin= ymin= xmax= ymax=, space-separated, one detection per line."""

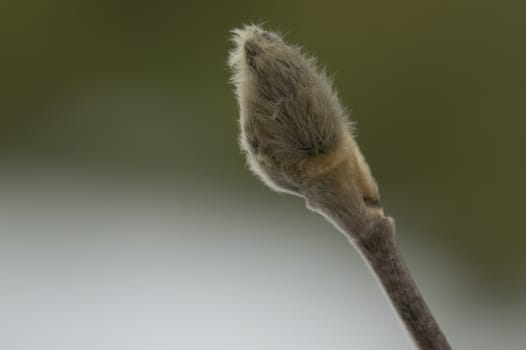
xmin=228 ymin=25 xmax=351 ymax=194
xmin=228 ymin=25 xmax=379 ymax=208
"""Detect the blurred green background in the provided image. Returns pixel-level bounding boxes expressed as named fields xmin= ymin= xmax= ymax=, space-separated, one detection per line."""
xmin=2 ymin=0 xmax=525 ymax=300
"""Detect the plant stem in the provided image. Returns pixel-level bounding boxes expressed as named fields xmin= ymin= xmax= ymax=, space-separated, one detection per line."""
xmin=305 ymin=161 xmax=452 ymax=349
xmin=355 ymin=218 xmax=452 ymax=350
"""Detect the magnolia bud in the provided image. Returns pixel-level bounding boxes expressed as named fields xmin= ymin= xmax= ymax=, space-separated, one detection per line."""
xmin=228 ymin=27 xmax=452 ymax=350
xmin=228 ymin=25 xmax=380 ymax=212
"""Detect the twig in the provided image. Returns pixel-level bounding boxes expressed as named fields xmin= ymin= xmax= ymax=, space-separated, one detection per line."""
xmin=356 ymin=220 xmax=451 ymax=350
xmin=228 ymin=24 xmax=452 ymax=349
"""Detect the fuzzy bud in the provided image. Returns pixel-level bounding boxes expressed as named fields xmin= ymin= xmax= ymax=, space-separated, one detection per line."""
xmin=228 ymin=25 xmax=380 ymax=215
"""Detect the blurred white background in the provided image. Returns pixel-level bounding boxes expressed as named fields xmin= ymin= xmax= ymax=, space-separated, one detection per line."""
xmin=1 ymin=168 xmax=524 ymax=350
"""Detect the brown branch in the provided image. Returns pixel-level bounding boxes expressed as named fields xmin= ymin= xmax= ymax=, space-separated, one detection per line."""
xmin=304 ymin=160 xmax=451 ymax=349
xmin=356 ymin=219 xmax=451 ymax=350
